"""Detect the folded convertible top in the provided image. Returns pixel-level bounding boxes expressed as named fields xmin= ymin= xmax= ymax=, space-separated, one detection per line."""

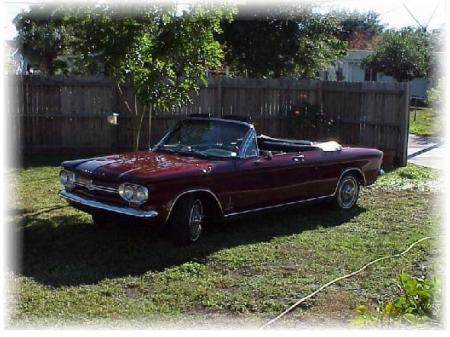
xmin=257 ymin=134 xmax=313 ymax=146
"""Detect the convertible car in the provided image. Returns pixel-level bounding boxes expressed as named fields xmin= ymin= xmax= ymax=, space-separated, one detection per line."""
xmin=59 ymin=115 xmax=383 ymax=244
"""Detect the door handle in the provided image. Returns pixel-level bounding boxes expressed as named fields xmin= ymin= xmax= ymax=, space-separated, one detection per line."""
xmin=202 ymin=166 xmax=212 ymax=174
xmin=292 ymin=155 xmax=305 ymax=162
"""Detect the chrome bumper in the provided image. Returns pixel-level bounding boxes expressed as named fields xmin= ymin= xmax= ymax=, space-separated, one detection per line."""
xmin=59 ymin=190 xmax=159 ymax=218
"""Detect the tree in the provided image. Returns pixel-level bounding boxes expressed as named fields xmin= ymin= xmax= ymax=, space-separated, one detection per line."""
xmin=14 ymin=2 xmax=103 ymax=75
xmin=218 ymin=4 xmax=346 ymax=78
xmin=330 ymin=10 xmax=384 ymax=49
xmin=14 ymin=3 xmax=70 ymax=75
xmin=17 ymin=3 xmax=229 ymax=150
xmin=69 ymin=3 xmax=228 ymax=150
xmin=426 ymin=79 xmax=443 ymax=111
xmin=429 ymin=28 xmax=445 ymax=52
xmin=361 ymin=28 xmax=431 ymax=82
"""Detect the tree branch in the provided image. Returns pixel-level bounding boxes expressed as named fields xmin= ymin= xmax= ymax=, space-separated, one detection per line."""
xmin=115 ymin=82 xmax=134 ymax=116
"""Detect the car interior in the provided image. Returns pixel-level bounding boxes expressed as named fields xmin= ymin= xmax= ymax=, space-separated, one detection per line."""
xmin=257 ymin=135 xmax=320 ymax=154
xmin=185 ymin=114 xmax=341 ymax=156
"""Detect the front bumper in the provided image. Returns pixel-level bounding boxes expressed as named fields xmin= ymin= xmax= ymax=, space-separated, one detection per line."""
xmin=59 ymin=190 xmax=159 ymax=218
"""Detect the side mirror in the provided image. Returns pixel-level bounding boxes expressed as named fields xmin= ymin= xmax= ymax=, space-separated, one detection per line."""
xmin=263 ymin=150 xmax=273 ymax=160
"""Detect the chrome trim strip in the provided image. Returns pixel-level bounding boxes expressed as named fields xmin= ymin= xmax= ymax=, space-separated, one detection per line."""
xmin=75 ymin=181 xmax=118 ymax=193
xmin=186 ymin=116 xmax=252 ymax=127
xmin=223 ymin=195 xmax=332 ymax=217
xmin=239 ymin=127 xmax=259 ymax=159
xmin=165 ymin=188 xmax=224 ymax=222
xmin=152 ymin=117 xmax=253 ymax=151
xmin=59 ymin=190 xmax=159 ymax=218
xmin=336 ymin=167 xmax=366 ymax=188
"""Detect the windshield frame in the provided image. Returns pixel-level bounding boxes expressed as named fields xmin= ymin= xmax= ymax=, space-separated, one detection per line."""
xmin=152 ymin=117 xmax=258 ymax=159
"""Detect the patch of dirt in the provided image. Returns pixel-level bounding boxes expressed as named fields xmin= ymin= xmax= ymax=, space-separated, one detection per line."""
xmin=303 ymin=289 xmax=360 ymax=321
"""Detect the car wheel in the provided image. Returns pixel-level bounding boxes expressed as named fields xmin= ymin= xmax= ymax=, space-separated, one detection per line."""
xmin=169 ymin=195 xmax=204 ymax=245
xmin=332 ymin=174 xmax=360 ymax=209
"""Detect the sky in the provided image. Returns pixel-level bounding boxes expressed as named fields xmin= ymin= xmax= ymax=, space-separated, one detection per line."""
xmin=314 ymin=0 xmax=447 ymax=30
xmin=1 ymin=0 xmax=448 ymax=41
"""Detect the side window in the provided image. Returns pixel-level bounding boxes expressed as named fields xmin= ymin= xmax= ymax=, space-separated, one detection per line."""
xmin=243 ymin=131 xmax=259 ymax=158
xmin=245 ymin=138 xmax=258 ymax=158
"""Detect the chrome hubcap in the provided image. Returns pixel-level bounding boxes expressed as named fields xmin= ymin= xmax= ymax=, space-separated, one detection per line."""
xmin=188 ymin=200 xmax=203 ymax=241
xmin=339 ymin=178 xmax=357 ymax=208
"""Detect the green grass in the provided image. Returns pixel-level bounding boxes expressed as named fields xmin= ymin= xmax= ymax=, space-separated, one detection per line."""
xmin=409 ymin=107 xmax=442 ymax=137
xmin=374 ymin=164 xmax=441 ymax=192
xmin=7 ymin=162 xmax=442 ymax=328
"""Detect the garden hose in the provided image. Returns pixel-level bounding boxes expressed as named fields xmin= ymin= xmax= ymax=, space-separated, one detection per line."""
xmin=260 ymin=236 xmax=434 ymax=329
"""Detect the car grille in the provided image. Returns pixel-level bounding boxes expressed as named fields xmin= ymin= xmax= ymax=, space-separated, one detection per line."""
xmin=73 ymin=174 xmax=125 ymax=205
xmin=76 ymin=179 xmax=117 ymax=193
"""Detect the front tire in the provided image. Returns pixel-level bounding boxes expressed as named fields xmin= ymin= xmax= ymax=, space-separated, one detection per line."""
xmin=332 ymin=174 xmax=360 ymax=209
xmin=169 ymin=195 xmax=204 ymax=245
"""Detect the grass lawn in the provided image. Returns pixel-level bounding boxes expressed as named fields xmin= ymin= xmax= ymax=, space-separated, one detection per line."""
xmin=409 ymin=107 xmax=442 ymax=137
xmin=7 ymin=160 xmax=442 ymax=328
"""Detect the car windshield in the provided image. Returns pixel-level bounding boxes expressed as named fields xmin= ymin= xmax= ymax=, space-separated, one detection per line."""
xmin=153 ymin=119 xmax=250 ymax=158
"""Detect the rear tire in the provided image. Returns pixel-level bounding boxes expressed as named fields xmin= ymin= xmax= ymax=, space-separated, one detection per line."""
xmin=332 ymin=174 xmax=360 ymax=209
xmin=169 ymin=195 xmax=204 ymax=245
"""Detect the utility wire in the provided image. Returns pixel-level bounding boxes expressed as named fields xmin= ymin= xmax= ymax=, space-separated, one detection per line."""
xmin=402 ymin=1 xmax=426 ymax=30
xmin=425 ymin=1 xmax=441 ymax=28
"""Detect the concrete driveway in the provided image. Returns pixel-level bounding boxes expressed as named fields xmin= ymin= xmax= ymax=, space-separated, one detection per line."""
xmin=407 ymin=134 xmax=444 ymax=170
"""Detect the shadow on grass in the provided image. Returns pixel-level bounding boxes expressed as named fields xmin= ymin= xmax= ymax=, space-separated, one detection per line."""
xmin=13 ymin=206 xmax=71 ymax=219
xmin=14 ymin=202 xmax=365 ymax=287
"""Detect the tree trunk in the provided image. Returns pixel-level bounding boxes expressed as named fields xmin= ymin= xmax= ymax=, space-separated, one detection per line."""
xmin=45 ymin=54 xmax=55 ymax=76
xmin=115 ymin=83 xmax=147 ymax=152
xmin=132 ymin=118 xmax=141 ymax=151
xmin=148 ymin=104 xmax=153 ymax=149
xmin=131 ymin=100 xmax=146 ymax=151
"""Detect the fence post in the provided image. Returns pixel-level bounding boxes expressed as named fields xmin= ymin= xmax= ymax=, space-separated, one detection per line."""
xmin=113 ymin=82 xmax=121 ymax=152
xmin=397 ymin=82 xmax=410 ymax=166
xmin=317 ymin=80 xmax=323 ymax=113
xmin=217 ymin=77 xmax=223 ymax=116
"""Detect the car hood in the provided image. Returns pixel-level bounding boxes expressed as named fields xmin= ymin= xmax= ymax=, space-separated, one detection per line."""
xmin=62 ymin=151 xmax=216 ymax=183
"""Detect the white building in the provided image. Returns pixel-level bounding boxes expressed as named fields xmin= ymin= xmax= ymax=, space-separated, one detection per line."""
xmin=4 ymin=40 xmax=29 ymax=75
xmin=321 ymin=49 xmax=441 ymax=99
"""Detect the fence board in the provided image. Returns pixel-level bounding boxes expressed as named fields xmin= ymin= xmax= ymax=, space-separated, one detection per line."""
xmin=10 ymin=76 xmax=409 ymax=165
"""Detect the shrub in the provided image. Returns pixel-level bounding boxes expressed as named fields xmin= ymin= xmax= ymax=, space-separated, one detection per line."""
xmin=352 ymin=271 xmax=440 ymax=326
xmin=426 ymin=80 xmax=444 ymax=112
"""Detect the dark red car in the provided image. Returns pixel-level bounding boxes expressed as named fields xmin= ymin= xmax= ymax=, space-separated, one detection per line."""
xmin=59 ymin=115 xmax=383 ymax=244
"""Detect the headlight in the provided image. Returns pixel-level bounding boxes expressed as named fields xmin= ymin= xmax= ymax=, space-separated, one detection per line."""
xmin=135 ymin=186 xmax=149 ymax=203
xmin=119 ymin=184 xmax=134 ymax=200
xmin=118 ymin=183 xmax=149 ymax=205
xmin=60 ymin=171 xmax=69 ymax=185
xmin=60 ymin=170 xmax=76 ymax=189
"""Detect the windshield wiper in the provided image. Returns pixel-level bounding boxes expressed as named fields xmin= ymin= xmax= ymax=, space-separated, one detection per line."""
xmin=154 ymin=144 xmax=187 ymax=152
xmin=154 ymin=145 xmax=210 ymax=158
xmin=153 ymin=146 xmax=176 ymax=153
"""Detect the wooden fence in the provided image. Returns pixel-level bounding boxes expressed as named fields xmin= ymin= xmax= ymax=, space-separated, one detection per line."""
xmin=11 ymin=76 xmax=410 ymax=165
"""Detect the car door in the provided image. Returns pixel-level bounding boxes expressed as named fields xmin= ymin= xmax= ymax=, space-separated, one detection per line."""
xmin=291 ymin=149 xmax=340 ymax=199
xmin=228 ymin=143 xmax=342 ymax=214
xmin=231 ymin=154 xmax=306 ymax=211
xmin=226 ymin=130 xmax=314 ymax=213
